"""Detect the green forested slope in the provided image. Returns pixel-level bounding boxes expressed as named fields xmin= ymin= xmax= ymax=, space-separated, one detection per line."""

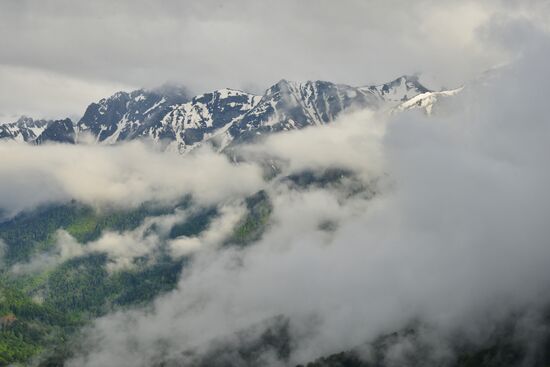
xmin=0 ymin=192 xmax=272 ymax=366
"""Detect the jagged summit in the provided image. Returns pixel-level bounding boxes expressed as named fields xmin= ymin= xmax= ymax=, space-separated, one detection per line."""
xmin=77 ymin=87 xmax=189 ymax=143
xmin=0 ymin=116 xmax=49 ymax=142
xmin=362 ymin=75 xmax=430 ymax=102
xmin=0 ymin=75 xmax=453 ymax=151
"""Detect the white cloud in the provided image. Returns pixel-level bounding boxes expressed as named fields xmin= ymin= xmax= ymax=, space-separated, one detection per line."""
xmin=169 ymin=204 xmax=246 ymax=258
xmin=66 ymin=32 xmax=550 ymax=365
xmin=0 ymin=64 xmax=132 ymax=123
xmin=238 ymin=109 xmax=386 ymax=181
xmin=0 ymin=141 xmax=264 ymax=217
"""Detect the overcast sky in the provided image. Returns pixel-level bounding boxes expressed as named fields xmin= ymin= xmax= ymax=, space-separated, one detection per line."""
xmin=0 ymin=0 xmax=548 ymax=122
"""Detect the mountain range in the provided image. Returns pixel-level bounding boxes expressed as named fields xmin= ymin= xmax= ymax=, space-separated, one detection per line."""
xmin=0 ymin=76 xmax=460 ymax=152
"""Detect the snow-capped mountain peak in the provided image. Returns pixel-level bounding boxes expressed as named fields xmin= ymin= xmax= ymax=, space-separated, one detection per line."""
xmin=1 ymin=117 xmax=50 ymax=142
xmin=361 ymin=75 xmax=430 ymax=104
xmin=1 ymin=75 xmax=459 ymax=151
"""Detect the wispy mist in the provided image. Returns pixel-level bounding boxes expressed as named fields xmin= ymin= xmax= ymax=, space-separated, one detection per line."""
xmin=52 ymin=23 xmax=550 ymax=366
xmin=0 ymin=141 xmax=263 ymax=217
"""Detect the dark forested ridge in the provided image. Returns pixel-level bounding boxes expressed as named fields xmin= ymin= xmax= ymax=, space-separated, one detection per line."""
xmin=299 ymin=323 xmax=550 ymax=367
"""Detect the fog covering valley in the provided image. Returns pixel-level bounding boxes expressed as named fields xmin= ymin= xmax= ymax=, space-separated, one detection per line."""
xmin=2 ymin=1 xmax=550 ymax=366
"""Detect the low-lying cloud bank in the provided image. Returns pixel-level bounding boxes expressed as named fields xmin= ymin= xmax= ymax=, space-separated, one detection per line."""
xmin=0 ymin=141 xmax=264 ymax=218
xmin=58 ymin=25 xmax=550 ymax=367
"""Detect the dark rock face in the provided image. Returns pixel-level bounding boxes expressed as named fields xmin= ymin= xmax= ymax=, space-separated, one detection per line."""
xmin=34 ymin=118 xmax=75 ymax=144
xmin=77 ymin=87 xmax=189 ymax=143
